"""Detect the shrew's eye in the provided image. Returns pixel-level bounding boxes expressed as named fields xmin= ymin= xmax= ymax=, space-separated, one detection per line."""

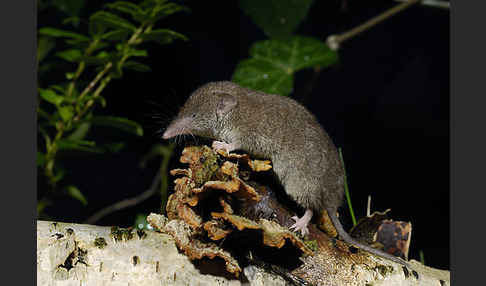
xmin=191 ymin=114 xmax=196 ymax=118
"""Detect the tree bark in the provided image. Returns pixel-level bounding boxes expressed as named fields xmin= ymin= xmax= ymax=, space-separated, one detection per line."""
xmin=37 ymin=219 xmax=449 ymax=286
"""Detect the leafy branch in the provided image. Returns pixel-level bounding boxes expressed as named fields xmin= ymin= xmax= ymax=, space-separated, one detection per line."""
xmin=37 ymin=0 xmax=187 ymax=213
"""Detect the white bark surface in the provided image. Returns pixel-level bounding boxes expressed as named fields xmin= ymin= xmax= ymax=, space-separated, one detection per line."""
xmin=37 ymin=220 xmax=240 ymax=286
xmin=37 ymin=219 xmax=450 ymax=286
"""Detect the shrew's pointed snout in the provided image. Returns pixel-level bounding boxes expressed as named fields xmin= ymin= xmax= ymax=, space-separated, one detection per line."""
xmin=162 ymin=117 xmax=191 ymax=140
xmin=162 ymin=129 xmax=175 ymax=139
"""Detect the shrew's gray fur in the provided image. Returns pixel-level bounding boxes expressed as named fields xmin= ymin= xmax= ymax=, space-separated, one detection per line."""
xmin=163 ymin=81 xmax=408 ymax=267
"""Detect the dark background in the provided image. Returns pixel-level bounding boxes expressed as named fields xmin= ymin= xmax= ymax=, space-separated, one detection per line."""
xmin=38 ymin=0 xmax=449 ymax=269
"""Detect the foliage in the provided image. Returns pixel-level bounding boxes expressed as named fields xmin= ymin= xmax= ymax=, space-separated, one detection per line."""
xmin=37 ymin=0 xmax=187 ymax=214
xmin=238 ymin=0 xmax=314 ymax=39
xmin=232 ymin=0 xmax=338 ymax=96
xmin=232 ymin=36 xmax=337 ymax=96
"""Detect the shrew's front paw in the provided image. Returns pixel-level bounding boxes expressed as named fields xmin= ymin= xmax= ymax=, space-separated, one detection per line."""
xmin=212 ymin=141 xmax=236 ymax=154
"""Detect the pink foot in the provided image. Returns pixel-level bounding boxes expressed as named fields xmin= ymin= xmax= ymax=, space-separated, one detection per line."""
xmin=212 ymin=140 xmax=237 ymax=154
xmin=290 ymin=209 xmax=313 ymax=236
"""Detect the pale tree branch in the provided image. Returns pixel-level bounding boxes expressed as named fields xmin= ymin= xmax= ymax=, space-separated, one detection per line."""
xmin=37 ymin=218 xmax=451 ymax=285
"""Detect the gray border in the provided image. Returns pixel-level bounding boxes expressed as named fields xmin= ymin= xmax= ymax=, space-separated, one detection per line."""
xmin=0 ymin=0 xmax=36 ymax=284
xmin=451 ymin=0 xmax=482 ymax=284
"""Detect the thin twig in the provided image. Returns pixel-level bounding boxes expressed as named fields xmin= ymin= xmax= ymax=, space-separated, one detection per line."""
xmin=66 ymin=39 xmax=100 ymax=98
xmin=74 ymin=76 xmax=112 ymax=122
xmin=84 ymin=170 xmax=162 ymax=224
xmin=367 ymin=195 xmax=371 ymax=217
xmin=395 ymin=0 xmax=449 ymax=9
xmin=327 ymin=0 xmax=422 ymax=51
xmin=78 ymin=62 xmax=113 ymax=102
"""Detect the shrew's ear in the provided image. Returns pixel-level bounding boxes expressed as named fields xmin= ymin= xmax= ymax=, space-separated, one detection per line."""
xmin=216 ymin=93 xmax=237 ymax=119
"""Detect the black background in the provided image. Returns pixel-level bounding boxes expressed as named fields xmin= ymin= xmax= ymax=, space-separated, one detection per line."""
xmin=38 ymin=0 xmax=449 ymax=270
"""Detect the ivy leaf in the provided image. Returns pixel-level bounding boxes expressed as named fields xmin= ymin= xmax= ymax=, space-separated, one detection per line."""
xmin=58 ymin=139 xmax=104 ymax=153
xmin=106 ymin=1 xmax=147 ymax=23
xmin=90 ymin=116 xmax=144 ymax=136
xmin=232 ymin=36 xmax=338 ymax=96
xmin=38 ymin=27 xmax=90 ymax=41
xmin=39 ymin=89 xmax=64 ymax=106
xmin=141 ymin=29 xmax=187 ymax=45
xmin=238 ymin=0 xmax=313 ymax=39
xmin=90 ymin=11 xmax=137 ymax=33
xmin=66 ymin=185 xmax=88 ymax=206
xmin=56 ymin=49 xmax=82 ymax=62
xmin=123 ymin=61 xmax=151 ymax=72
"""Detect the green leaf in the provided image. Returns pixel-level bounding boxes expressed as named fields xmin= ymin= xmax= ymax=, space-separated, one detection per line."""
xmin=89 ymin=16 xmax=106 ymax=37
xmin=63 ymin=16 xmax=81 ymax=27
xmin=101 ymin=29 xmax=131 ymax=41
xmin=37 ymin=37 xmax=55 ymax=64
xmin=127 ymin=48 xmax=148 ymax=57
xmin=65 ymin=72 xmax=75 ymax=80
xmin=148 ymin=2 xmax=188 ymax=23
xmin=39 ymin=89 xmax=64 ymax=106
xmin=90 ymin=116 xmax=144 ymax=136
xmin=49 ymin=85 xmax=66 ymax=93
xmin=67 ymin=122 xmax=91 ymax=140
xmin=97 ymin=96 xmax=107 ymax=107
xmin=233 ymin=58 xmax=294 ymax=96
xmin=123 ymin=61 xmax=151 ymax=72
xmin=66 ymin=185 xmax=88 ymax=206
xmin=56 ymin=49 xmax=82 ymax=62
xmin=338 ymin=148 xmax=357 ymax=226
xmin=58 ymin=139 xmax=104 ymax=153
xmin=58 ymin=106 xmax=74 ymax=122
xmin=37 ymin=152 xmax=46 ymax=167
xmin=38 ymin=27 xmax=90 ymax=41
xmin=52 ymin=168 xmax=66 ymax=183
xmin=37 ymin=199 xmax=50 ymax=215
xmin=141 ymin=29 xmax=187 ymax=45
xmin=90 ymin=11 xmax=137 ymax=33
xmin=81 ymin=51 xmax=113 ymax=65
xmin=232 ymin=36 xmax=338 ymax=96
xmin=238 ymin=0 xmax=313 ymax=39
xmin=106 ymin=1 xmax=147 ymax=23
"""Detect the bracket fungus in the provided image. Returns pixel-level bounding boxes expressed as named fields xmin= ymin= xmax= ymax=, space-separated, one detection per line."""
xmin=150 ymin=145 xmax=312 ymax=277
